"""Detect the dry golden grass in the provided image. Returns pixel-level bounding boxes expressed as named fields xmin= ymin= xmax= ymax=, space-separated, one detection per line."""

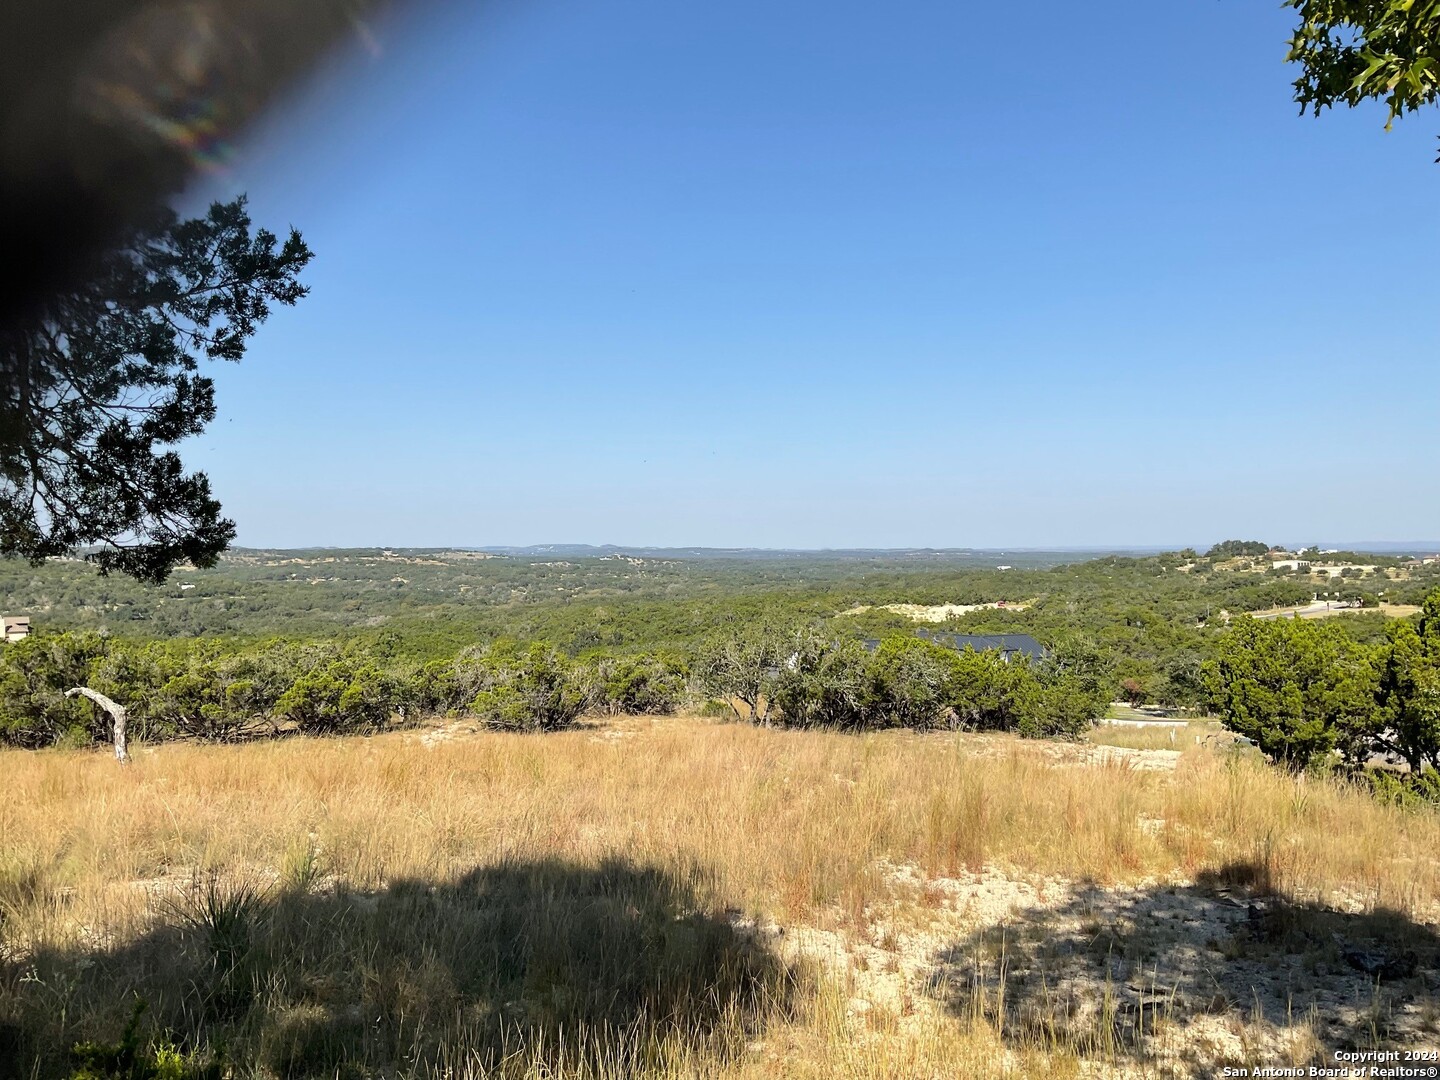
xmin=2 ymin=715 xmax=1438 ymax=1078
xmin=1089 ymin=721 xmax=1226 ymax=752
xmin=1378 ymin=602 xmax=1424 ymax=618
xmin=1242 ymin=602 xmax=1420 ymax=622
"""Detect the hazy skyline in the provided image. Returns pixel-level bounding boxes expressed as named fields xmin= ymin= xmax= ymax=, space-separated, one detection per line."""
xmin=188 ymin=0 xmax=1439 ymax=549
xmin=213 ymin=543 xmax=1440 ymax=557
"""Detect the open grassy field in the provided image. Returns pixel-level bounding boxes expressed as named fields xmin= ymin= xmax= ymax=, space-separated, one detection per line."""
xmin=3 ymin=717 xmax=1438 ymax=1078
xmin=1090 ymin=720 xmax=1228 ymax=752
xmin=1244 ymin=602 xmax=1423 ymax=622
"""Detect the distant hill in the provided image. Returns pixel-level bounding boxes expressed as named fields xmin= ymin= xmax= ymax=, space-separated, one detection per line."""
xmin=469 ymin=545 xmax=1169 ymax=565
xmin=1283 ymin=541 xmax=1440 ymax=556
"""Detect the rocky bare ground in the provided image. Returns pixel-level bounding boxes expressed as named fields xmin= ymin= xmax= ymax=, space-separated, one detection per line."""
xmin=406 ymin=714 xmax=1436 ymax=1076
xmin=734 ymin=859 xmax=1440 ymax=1078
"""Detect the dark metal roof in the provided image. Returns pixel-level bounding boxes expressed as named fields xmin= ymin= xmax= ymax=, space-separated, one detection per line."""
xmin=925 ymin=633 xmax=1047 ymax=659
xmin=859 ymin=633 xmax=1047 ymax=660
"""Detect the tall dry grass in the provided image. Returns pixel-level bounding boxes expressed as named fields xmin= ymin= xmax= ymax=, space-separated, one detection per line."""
xmin=2 ymin=716 xmax=1437 ymax=1077
xmin=1088 ymin=720 xmax=1224 ymax=751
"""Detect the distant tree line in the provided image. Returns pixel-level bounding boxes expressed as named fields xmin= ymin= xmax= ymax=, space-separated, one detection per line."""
xmin=0 ymin=625 xmax=1110 ymax=750
xmin=3 ymin=550 xmax=1436 ymax=758
xmin=3 ymin=547 xmax=1435 ymax=714
xmin=0 ymin=635 xmax=692 ymax=747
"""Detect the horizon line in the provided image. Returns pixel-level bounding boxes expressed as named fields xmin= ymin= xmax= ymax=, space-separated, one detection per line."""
xmin=215 ymin=540 xmax=1440 ymax=554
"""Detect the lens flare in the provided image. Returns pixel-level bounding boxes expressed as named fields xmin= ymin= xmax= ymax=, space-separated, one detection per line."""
xmin=76 ymin=0 xmax=384 ymax=175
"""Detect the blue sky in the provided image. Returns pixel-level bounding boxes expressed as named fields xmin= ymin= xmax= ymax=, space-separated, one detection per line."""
xmin=189 ymin=0 xmax=1440 ymax=549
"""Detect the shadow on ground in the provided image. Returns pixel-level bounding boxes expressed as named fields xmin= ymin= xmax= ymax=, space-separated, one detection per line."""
xmin=1 ymin=858 xmax=803 ymax=1078
xmin=926 ymin=861 xmax=1440 ymax=1074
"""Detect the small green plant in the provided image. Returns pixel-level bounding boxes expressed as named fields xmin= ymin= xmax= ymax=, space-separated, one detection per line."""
xmin=280 ymin=836 xmax=323 ymax=893
xmin=68 ymin=1000 xmax=220 ymax=1080
xmin=1367 ymin=767 xmax=1440 ymax=808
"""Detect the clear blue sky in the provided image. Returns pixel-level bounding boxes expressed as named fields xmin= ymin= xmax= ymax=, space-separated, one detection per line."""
xmin=188 ymin=0 xmax=1440 ymax=550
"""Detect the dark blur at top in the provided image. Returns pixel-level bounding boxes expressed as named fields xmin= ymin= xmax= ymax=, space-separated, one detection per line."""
xmin=0 ymin=0 xmax=420 ymax=331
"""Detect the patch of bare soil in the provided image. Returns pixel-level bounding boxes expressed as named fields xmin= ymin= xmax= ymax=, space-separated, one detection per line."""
xmin=736 ymin=862 xmax=1440 ymax=1078
xmin=411 ymin=719 xmax=482 ymax=747
xmin=924 ymin=729 xmax=1184 ymax=773
xmin=1057 ymin=744 xmax=1184 ymax=772
xmin=839 ymin=601 xmax=1032 ymax=621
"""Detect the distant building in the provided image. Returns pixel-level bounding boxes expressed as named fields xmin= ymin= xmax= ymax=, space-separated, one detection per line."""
xmin=928 ymin=633 xmax=1047 ymax=662
xmin=863 ymin=633 xmax=1046 ymax=664
xmin=1271 ymin=559 xmax=1312 ymax=571
xmin=2 ymin=615 xmax=31 ymax=642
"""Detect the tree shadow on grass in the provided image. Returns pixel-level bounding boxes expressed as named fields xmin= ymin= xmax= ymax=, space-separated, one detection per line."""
xmin=925 ymin=861 xmax=1440 ymax=1077
xmin=2 ymin=858 xmax=804 ymax=1079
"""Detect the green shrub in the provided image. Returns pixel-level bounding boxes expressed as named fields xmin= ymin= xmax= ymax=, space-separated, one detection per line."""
xmin=588 ymin=652 xmax=687 ymax=715
xmin=1158 ymin=649 xmax=1206 ymax=710
xmin=1367 ymin=589 xmax=1440 ymax=775
xmin=867 ymin=636 xmax=959 ymax=729
xmin=693 ymin=626 xmax=1097 ymax=740
xmin=693 ymin=622 xmax=790 ymax=723
xmin=1365 ymin=767 xmax=1440 ymax=808
xmin=1022 ymin=637 xmax=1111 ymax=740
xmin=1207 ymin=616 xmax=1378 ymax=773
xmin=467 ymin=642 xmax=586 ymax=731
xmin=769 ymin=630 xmax=874 ymax=730
xmin=274 ymin=660 xmax=398 ymax=735
xmin=413 ymin=657 xmax=463 ymax=714
xmin=150 ymin=671 xmax=249 ymax=741
xmin=1021 ymin=680 xmax=1100 ymax=740
xmin=0 ymin=632 xmax=110 ymax=748
xmin=949 ymin=647 xmax=1036 ymax=732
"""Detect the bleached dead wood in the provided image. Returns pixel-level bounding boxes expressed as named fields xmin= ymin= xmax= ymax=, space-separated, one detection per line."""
xmin=66 ymin=687 xmax=129 ymax=763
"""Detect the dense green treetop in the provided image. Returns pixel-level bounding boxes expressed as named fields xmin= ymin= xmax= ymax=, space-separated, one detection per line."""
xmin=1206 ymin=540 xmax=1271 ymax=559
xmin=1207 ymin=586 xmax=1440 ymax=792
xmin=0 ymin=197 xmax=311 ymax=582
xmin=1371 ymin=589 xmax=1440 ymax=773
xmin=1208 ymin=615 xmax=1378 ymax=771
xmin=1286 ymin=0 xmax=1440 ymax=155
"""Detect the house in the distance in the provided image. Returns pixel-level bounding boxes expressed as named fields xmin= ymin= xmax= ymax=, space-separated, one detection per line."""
xmin=925 ymin=633 xmax=1047 ymax=663
xmin=863 ymin=632 xmax=1046 ymax=664
xmin=2 ymin=615 xmax=32 ymax=642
